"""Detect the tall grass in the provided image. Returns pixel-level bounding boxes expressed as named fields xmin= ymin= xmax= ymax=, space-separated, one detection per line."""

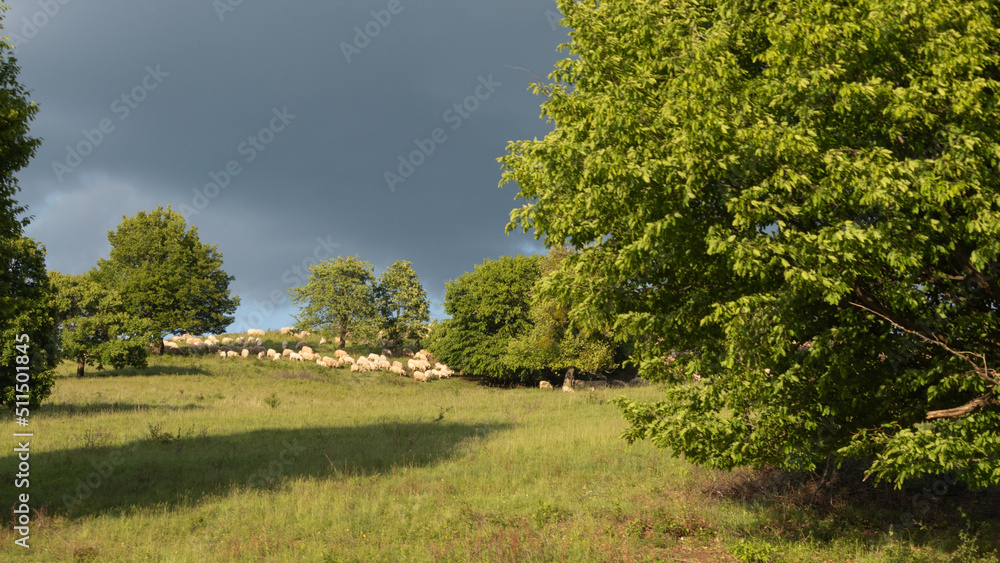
xmin=1 ymin=339 xmax=997 ymax=561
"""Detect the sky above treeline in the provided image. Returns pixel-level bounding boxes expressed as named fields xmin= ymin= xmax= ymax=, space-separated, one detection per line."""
xmin=9 ymin=0 xmax=572 ymax=332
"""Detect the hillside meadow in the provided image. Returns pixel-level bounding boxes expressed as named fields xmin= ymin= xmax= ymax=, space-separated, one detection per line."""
xmin=2 ymin=334 xmax=998 ymax=562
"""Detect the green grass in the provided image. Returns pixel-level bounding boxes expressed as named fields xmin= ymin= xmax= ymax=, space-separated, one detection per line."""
xmin=2 ymin=335 xmax=998 ymax=561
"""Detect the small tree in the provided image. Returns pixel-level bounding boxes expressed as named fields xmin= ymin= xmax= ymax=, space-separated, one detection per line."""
xmin=290 ymin=256 xmax=377 ymax=349
xmin=95 ymin=206 xmax=240 ymax=354
xmin=428 ymin=255 xmax=541 ymax=383
xmin=51 ymin=271 xmax=153 ymax=377
xmin=375 ymin=260 xmax=430 ymax=350
xmin=0 ymin=25 xmax=58 ymax=409
xmin=505 ymin=248 xmax=616 ymax=381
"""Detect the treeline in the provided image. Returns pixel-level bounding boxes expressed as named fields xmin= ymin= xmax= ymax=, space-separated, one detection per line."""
xmin=426 ymin=249 xmax=631 ymax=385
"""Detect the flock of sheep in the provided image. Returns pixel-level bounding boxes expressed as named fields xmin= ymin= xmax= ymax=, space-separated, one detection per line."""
xmin=162 ymin=329 xmax=454 ymax=383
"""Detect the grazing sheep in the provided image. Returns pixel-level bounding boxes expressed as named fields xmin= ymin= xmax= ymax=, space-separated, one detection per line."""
xmin=241 ymin=349 xmax=250 ymax=358
xmin=249 ymin=346 xmax=266 ymax=355
xmin=295 ymin=341 xmax=309 ymax=351
xmin=289 ymin=352 xmax=302 ymax=362
xmin=300 ymin=346 xmax=314 ymax=355
xmin=300 ymin=351 xmax=316 ymax=361
xmin=235 ymin=337 xmax=245 ymax=346
xmin=402 ymin=348 xmax=414 ymax=357
xmin=282 ymin=341 xmax=289 ymax=350
xmin=266 ymin=349 xmax=277 ymax=358
xmin=391 ymin=360 xmax=403 ymax=369
xmin=413 ymin=371 xmax=428 ymax=382
xmin=282 ymin=349 xmax=293 ymax=358
xmin=226 ymin=350 xmax=238 ymax=358
xmin=247 ymin=328 xmax=265 ymax=337
xmin=272 ymin=354 xmax=281 ymax=362
xmin=381 ymin=348 xmax=393 ymax=357
xmin=280 ymin=327 xmax=294 ymax=335
xmin=319 ymin=337 xmax=328 ymax=346
xmin=258 ymin=351 xmax=266 ymax=359
xmin=539 ymin=381 xmax=553 ymax=390
xmin=342 ymin=356 xmax=355 ymax=365
xmin=217 ymin=350 xmax=227 ymax=358
xmin=221 ymin=337 xmax=233 ymax=345
xmin=333 ymin=349 xmax=348 ymax=359
xmin=389 ymin=365 xmax=406 ymax=376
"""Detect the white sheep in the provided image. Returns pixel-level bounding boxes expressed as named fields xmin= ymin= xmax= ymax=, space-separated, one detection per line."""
xmin=334 ymin=349 xmax=348 ymax=359
xmin=226 ymin=350 xmax=238 ymax=358
xmin=241 ymin=349 xmax=250 ymax=358
xmin=266 ymin=349 xmax=277 ymax=358
xmin=247 ymin=328 xmax=265 ymax=337
xmin=221 ymin=337 xmax=233 ymax=345
xmin=282 ymin=349 xmax=293 ymax=358
xmin=319 ymin=337 xmax=328 ymax=346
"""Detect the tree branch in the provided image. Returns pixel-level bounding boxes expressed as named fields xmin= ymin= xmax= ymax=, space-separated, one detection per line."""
xmin=926 ymin=394 xmax=999 ymax=420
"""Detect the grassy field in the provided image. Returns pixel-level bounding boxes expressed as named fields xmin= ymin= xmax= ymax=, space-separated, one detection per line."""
xmin=2 ymin=335 xmax=998 ymax=561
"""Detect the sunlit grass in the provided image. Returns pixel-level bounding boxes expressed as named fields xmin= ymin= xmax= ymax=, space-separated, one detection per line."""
xmin=2 ymin=335 xmax=997 ymax=561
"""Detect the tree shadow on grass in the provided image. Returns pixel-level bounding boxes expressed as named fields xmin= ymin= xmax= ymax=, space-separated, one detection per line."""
xmin=7 ymin=418 xmax=509 ymax=520
xmin=36 ymin=402 xmax=206 ymax=417
xmin=702 ymin=462 xmax=1000 ymax=555
xmin=74 ymin=365 xmax=213 ymax=378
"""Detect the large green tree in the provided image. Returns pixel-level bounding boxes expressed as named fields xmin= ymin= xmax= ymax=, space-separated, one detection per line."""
xmin=0 ymin=24 xmax=58 ymax=409
xmin=501 ymin=0 xmax=1000 ymax=488
xmin=375 ymin=260 xmax=430 ymax=349
xmin=290 ymin=256 xmax=377 ymax=349
xmin=51 ymin=271 xmax=153 ymax=377
xmin=95 ymin=206 xmax=240 ymax=354
xmin=428 ymin=255 xmax=541 ymax=383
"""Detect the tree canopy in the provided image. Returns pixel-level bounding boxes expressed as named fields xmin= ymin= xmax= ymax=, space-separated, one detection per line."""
xmin=0 ymin=27 xmax=58 ymax=409
xmin=375 ymin=260 xmax=430 ymax=349
xmin=51 ymin=271 xmax=154 ymax=377
xmin=504 ymin=248 xmax=617 ymax=378
xmin=94 ymin=206 xmax=240 ymax=354
xmin=428 ymin=255 xmax=541 ymax=383
xmin=290 ymin=256 xmax=377 ymax=348
xmin=500 ymin=0 xmax=1000 ymax=488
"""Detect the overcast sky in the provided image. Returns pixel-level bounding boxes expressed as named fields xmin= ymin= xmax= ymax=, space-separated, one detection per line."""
xmin=8 ymin=1 xmax=570 ymax=332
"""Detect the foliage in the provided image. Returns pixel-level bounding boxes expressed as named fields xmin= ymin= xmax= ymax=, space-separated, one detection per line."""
xmin=504 ymin=247 xmax=617 ymax=377
xmin=95 ymin=206 xmax=239 ymax=353
xmin=50 ymin=270 xmax=154 ymax=377
xmin=290 ymin=256 xmax=377 ymax=349
xmin=428 ymin=255 xmax=541 ymax=383
xmin=0 ymin=21 xmax=57 ymax=409
xmin=500 ymin=0 xmax=1000 ymax=488
xmin=375 ymin=260 xmax=430 ymax=348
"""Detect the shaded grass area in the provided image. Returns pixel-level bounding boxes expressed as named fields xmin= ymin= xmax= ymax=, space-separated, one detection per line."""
xmin=1 ymin=347 xmax=998 ymax=561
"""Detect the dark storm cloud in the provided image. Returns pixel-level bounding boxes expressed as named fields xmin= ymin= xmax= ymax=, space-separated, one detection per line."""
xmin=11 ymin=0 xmax=565 ymax=330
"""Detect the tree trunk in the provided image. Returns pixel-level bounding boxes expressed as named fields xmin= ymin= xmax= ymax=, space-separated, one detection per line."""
xmin=151 ymin=337 xmax=164 ymax=355
xmin=562 ymin=367 xmax=576 ymax=392
xmin=339 ymin=325 xmax=347 ymax=351
xmin=76 ymin=357 xmax=85 ymax=377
